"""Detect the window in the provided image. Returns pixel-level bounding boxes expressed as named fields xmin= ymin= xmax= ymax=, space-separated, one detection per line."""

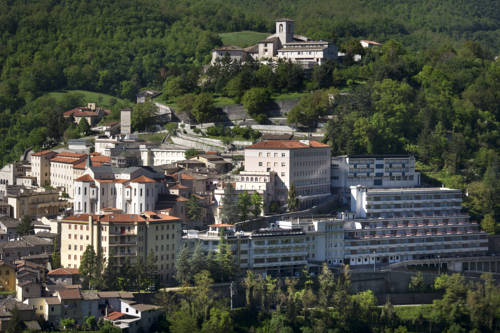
xmin=258 ymin=162 xmax=263 ymax=166
xmin=68 ymin=245 xmax=71 ymax=250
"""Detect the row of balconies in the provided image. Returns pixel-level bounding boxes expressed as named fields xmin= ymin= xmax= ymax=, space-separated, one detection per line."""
xmin=252 ymin=250 xmax=308 ymax=258
xmin=366 ymin=196 xmax=461 ymax=203
xmin=346 ymin=229 xmax=484 ymax=240
xmin=345 ymin=246 xmax=489 ymax=257
xmin=365 ymin=204 xmax=462 ymax=211
xmin=344 ymin=237 xmax=488 ymax=249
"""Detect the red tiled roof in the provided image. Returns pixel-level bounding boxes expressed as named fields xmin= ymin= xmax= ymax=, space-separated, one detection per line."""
xmin=105 ymin=312 xmax=126 ymax=321
xmin=170 ymin=184 xmax=189 ymax=190
xmin=57 ymin=152 xmax=86 ymax=158
xmin=58 ymin=288 xmax=81 ymax=300
xmin=62 ymin=213 xmax=180 ymax=224
xmin=32 ymin=150 xmax=56 ymax=156
xmin=180 ymin=173 xmax=195 ymax=180
xmin=130 ymin=175 xmax=157 ymax=183
xmin=48 ymin=268 xmax=80 ymax=276
xmin=176 ymin=196 xmax=189 ymax=202
xmin=62 ymin=214 xmax=100 ymax=222
xmin=75 ymin=174 xmax=94 ymax=182
xmin=50 ymin=157 xmax=84 ymax=164
xmin=208 ymin=224 xmax=234 ymax=227
xmin=246 ymin=140 xmax=329 ymax=150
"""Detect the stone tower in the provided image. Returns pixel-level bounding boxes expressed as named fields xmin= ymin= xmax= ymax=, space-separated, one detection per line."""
xmin=120 ymin=109 xmax=132 ymax=135
xmin=275 ymin=18 xmax=294 ymax=45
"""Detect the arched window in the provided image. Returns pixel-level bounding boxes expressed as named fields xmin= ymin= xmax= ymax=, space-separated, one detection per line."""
xmin=279 ymin=24 xmax=283 ymax=32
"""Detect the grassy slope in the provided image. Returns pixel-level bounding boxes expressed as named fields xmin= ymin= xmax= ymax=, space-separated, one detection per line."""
xmin=47 ymin=90 xmax=128 ymax=109
xmin=219 ymin=31 xmax=270 ymax=47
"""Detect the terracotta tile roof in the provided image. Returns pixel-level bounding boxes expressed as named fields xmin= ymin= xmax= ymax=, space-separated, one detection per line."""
xmin=246 ymin=140 xmax=329 ymax=150
xmin=130 ymin=175 xmax=157 ymax=183
xmin=180 ymin=173 xmax=195 ymax=180
xmin=62 ymin=214 xmax=100 ymax=222
xmin=170 ymin=184 xmax=189 ymax=190
xmin=56 ymin=152 xmax=86 ymax=158
xmin=75 ymin=174 xmax=94 ymax=182
xmin=105 ymin=312 xmax=126 ymax=321
xmin=44 ymin=297 xmax=61 ymax=305
xmin=48 ymin=268 xmax=79 ymax=276
xmin=32 ymin=150 xmax=56 ymax=156
xmin=208 ymin=224 xmax=234 ymax=227
xmin=176 ymin=196 xmax=189 ymax=202
xmin=50 ymin=157 xmax=83 ymax=164
xmin=57 ymin=288 xmax=81 ymax=300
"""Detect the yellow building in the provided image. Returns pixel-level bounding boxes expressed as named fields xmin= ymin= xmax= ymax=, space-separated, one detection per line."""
xmin=60 ymin=212 xmax=181 ymax=281
xmin=0 ymin=261 xmax=15 ymax=292
xmin=6 ymin=187 xmax=69 ymax=219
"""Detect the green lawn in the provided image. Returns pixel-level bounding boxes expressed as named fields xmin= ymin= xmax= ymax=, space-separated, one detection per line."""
xmin=138 ymin=132 xmax=166 ymax=144
xmin=219 ymin=31 xmax=269 ymax=47
xmin=394 ymin=304 xmax=433 ymax=321
xmin=272 ymin=92 xmax=309 ymax=101
xmin=47 ymin=90 xmax=128 ymax=108
xmin=215 ymin=96 xmax=237 ymax=107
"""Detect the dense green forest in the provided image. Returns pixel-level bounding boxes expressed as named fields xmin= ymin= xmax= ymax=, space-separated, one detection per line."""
xmin=0 ymin=0 xmax=499 ymax=227
xmin=153 ymin=267 xmax=500 ymax=333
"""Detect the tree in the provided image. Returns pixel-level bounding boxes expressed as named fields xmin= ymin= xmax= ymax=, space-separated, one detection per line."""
xmin=51 ymin=238 xmax=61 ymax=269
xmin=318 ymin=263 xmax=335 ymax=310
xmin=17 ymin=215 xmax=33 ymax=236
xmin=287 ymin=90 xmax=330 ymax=128
xmin=220 ymin=183 xmax=238 ymax=224
xmin=192 ymin=93 xmax=216 ymax=124
xmin=131 ymin=101 xmax=158 ymax=131
xmin=481 ymin=214 xmax=497 ymax=234
xmin=189 ymin=242 xmax=206 ymax=278
xmin=241 ymin=88 xmax=271 ymax=123
xmin=77 ymin=118 xmax=91 ymax=136
xmin=176 ymin=93 xmax=196 ymax=121
xmin=186 ymin=194 xmax=203 ymax=222
xmin=175 ymin=245 xmax=191 ymax=284
xmin=5 ymin=306 xmax=25 ymax=333
xmin=60 ymin=318 xmax=75 ymax=331
xmin=287 ymin=183 xmax=299 ymax=212
xmin=185 ymin=148 xmax=202 ymax=160
xmin=79 ymin=245 xmax=102 ymax=289
xmin=251 ymin=192 xmax=263 ymax=217
xmin=409 ymin=271 xmax=426 ymax=292
xmin=215 ymin=234 xmax=236 ymax=282
xmin=201 ymin=307 xmax=234 ymax=333
xmin=237 ymin=191 xmax=252 ymax=221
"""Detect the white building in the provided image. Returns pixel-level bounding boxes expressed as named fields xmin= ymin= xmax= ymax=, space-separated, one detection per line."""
xmin=234 ymin=171 xmax=276 ymax=214
xmin=345 ymin=186 xmax=488 ymax=265
xmin=244 ymin=140 xmax=331 ymax=208
xmin=184 ymin=224 xmax=308 ymax=277
xmin=332 ymin=155 xmax=420 ymax=190
xmin=139 ymin=144 xmax=186 ymax=166
xmin=73 ymin=166 xmax=166 ymax=214
xmin=211 ymin=18 xmax=337 ymax=67
xmin=278 ymin=216 xmax=345 ymax=266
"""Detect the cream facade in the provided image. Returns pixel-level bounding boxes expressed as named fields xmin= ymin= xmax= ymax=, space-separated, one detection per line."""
xmin=139 ymin=144 xmax=186 ymax=166
xmin=60 ymin=212 xmax=182 ymax=281
xmin=73 ymin=166 xmax=166 ymax=214
xmin=244 ymin=140 xmax=331 ymax=208
xmin=6 ymin=187 xmax=68 ymax=219
xmin=30 ymin=151 xmax=57 ymax=187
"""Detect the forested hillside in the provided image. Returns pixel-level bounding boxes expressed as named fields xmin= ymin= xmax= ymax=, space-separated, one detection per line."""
xmin=0 ymin=0 xmax=499 ymax=228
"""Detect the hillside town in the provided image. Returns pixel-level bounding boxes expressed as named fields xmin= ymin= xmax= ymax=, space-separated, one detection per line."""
xmin=1 ymin=4 xmax=500 ymax=331
xmin=0 ymin=90 xmax=496 ymax=331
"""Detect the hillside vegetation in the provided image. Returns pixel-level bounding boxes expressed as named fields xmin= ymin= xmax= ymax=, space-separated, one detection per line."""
xmin=219 ymin=31 xmax=270 ymax=47
xmin=0 ymin=0 xmax=498 ymax=229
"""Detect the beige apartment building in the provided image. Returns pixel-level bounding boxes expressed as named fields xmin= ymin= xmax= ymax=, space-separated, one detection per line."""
xmin=60 ymin=212 xmax=181 ymax=281
xmin=244 ymin=140 xmax=331 ymax=208
xmin=6 ymin=187 xmax=69 ymax=219
xmin=31 ymin=151 xmax=57 ymax=186
xmin=30 ymin=150 xmax=111 ymax=198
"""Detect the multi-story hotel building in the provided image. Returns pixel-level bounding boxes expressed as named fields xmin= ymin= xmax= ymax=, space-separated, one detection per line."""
xmin=331 ymin=155 xmax=420 ymax=194
xmin=345 ymin=186 xmax=488 ymax=265
xmin=278 ymin=216 xmax=345 ymax=266
xmin=139 ymin=144 xmax=187 ymax=166
xmin=60 ymin=212 xmax=182 ymax=281
xmin=30 ymin=151 xmax=111 ymax=197
xmin=184 ymin=224 xmax=308 ymax=276
xmin=244 ymin=140 xmax=331 ymax=208
xmin=73 ymin=165 xmax=166 ymax=214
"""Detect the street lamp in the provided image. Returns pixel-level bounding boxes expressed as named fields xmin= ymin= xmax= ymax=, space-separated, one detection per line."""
xmin=373 ymin=250 xmax=376 ymax=272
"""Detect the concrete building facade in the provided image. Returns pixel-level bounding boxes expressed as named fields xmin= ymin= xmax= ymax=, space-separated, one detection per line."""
xmin=60 ymin=212 xmax=181 ymax=281
xmin=244 ymin=140 xmax=331 ymax=208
